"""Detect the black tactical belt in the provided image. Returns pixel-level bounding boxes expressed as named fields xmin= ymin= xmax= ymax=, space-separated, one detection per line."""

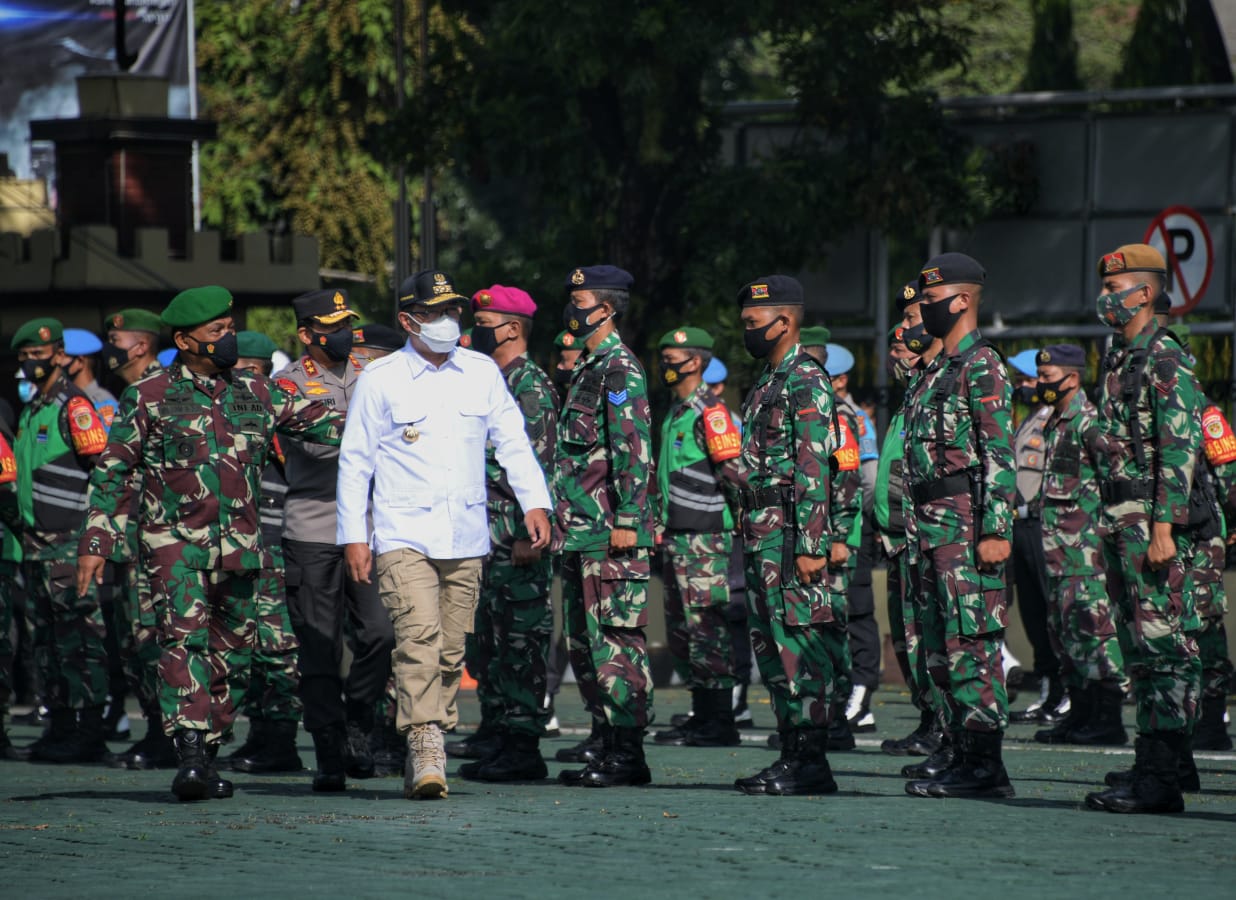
xmin=742 ymin=486 xmax=792 ymax=509
xmin=909 ymin=472 xmax=973 ymax=506
xmin=1100 ymin=479 xmax=1153 ymax=504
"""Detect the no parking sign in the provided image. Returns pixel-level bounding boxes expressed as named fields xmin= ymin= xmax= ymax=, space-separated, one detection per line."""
xmin=1143 ymin=205 xmax=1214 ymax=315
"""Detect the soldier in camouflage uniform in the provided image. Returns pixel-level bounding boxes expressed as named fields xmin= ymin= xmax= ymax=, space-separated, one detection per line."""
xmin=452 ymin=284 xmax=559 ymax=782
xmin=1085 ymin=244 xmax=1203 ymax=815
xmin=902 ymin=253 xmax=1016 ymax=800
xmin=650 ymin=326 xmax=743 ymax=750
xmin=1032 ymin=344 xmax=1127 ymax=747
xmin=731 ymin=275 xmax=843 ymax=797
xmin=9 ymin=318 xmax=111 ymax=764
xmin=552 ymin=265 xmax=657 ymax=788
xmin=223 ymin=331 xmax=304 ymax=774
xmin=101 ymin=309 xmax=175 ymax=770
xmin=77 ymin=286 xmax=344 ymax=802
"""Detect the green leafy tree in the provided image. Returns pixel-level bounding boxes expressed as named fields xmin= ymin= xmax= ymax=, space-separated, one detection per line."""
xmin=1023 ymin=0 xmax=1082 ymax=91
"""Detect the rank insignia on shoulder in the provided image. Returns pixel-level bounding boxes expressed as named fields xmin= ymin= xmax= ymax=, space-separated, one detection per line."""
xmin=608 ymin=389 xmax=628 ymax=405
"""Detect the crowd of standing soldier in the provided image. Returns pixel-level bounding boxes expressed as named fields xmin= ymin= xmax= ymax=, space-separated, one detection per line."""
xmin=0 ymin=242 xmax=1229 ymax=814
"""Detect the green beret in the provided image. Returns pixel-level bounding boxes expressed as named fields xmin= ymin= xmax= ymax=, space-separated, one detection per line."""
xmin=106 ymin=308 xmax=163 ymax=335
xmin=800 ymin=325 xmax=831 ymax=348
xmin=554 ymin=330 xmax=580 ymax=350
xmin=162 ymin=286 xmax=234 ymax=329
xmin=888 ymin=325 xmax=903 ymax=347
xmin=11 ymin=317 xmax=63 ymax=350
xmin=236 ymin=330 xmax=277 ymax=361
xmin=658 ymin=326 xmax=714 ymax=351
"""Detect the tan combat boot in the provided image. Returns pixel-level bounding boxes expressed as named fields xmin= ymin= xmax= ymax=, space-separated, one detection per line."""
xmin=403 ymin=723 xmax=448 ymax=800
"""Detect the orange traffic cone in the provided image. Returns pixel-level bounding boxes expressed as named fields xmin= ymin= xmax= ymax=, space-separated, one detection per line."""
xmin=460 ymin=666 xmax=478 ymax=691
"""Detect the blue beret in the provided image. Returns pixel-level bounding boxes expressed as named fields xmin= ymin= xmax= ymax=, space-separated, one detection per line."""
xmin=158 ymin=348 xmax=179 ymax=367
xmin=1008 ymin=349 xmax=1039 ymax=378
xmin=703 ymin=357 xmax=728 ymax=384
xmin=565 ymin=265 xmax=634 ymax=293
xmin=63 ymin=328 xmax=103 ymax=356
xmin=824 ymin=343 xmax=854 ymax=377
xmin=737 ymin=274 xmax=804 ymax=310
xmin=1037 ymin=344 xmax=1086 ymax=369
xmin=919 ymin=252 xmax=985 ymax=290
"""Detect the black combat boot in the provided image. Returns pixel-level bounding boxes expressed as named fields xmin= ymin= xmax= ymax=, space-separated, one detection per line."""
xmin=370 ymin=721 xmax=406 ymax=777
xmin=1192 ymin=694 xmax=1233 ymax=751
xmin=764 ymin=728 xmax=839 ymax=796
xmin=470 ymin=732 xmax=548 ymax=782
xmin=170 ymin=730 xmax=212 ymax=802
xmin=311 ymin=724 xmax=347 ymax=792
xmin=0 ymin=709 xmax=27 ymax=761
xmin=555 ymin=717 xmax=606 ymax=764
xmin=684 ymin=689 xmax=741 ymax=748
xmin=580 ymin=727 xmax=651 ymax=787
xmin=1086 ymin=732 xmax=1185 ymax=814
xmin=233 ymin=719 xmax=303 ymax=773
xmin=1010 ymin=673 xmax=1066 ymax=724
xmin=458 ymin=731 xmax=507 ymax=779
xmin=446 ymin=717 xmax=503 ymax=759
xmin=344 ymin=702 xmax=376 ymax=779
xmin=558 ymin=723 xmax=611 ymax=786
xmin=825 ymin=700 xmax=856 ymax=752
xmin=25 ymin=707 xmax=76 ymax=761
xmin=223 ymin=718 xmax=267 ymax=770
xmin=41 ymin=705 xmax=108 ymax=764
xmin=1034 ymin=684 xmax=1090 ymax=744
xmin=881 ymin=709 xmax=938 ymax=756
xmin=735 ymin=730 xmax=799 ymax=795
xmin=655 ymin=691 xmax=704 ymax=745
xmin=1068 ymin=681 xmax=1128 ymax=746
xmin=901 ymin=729 xmax=958 ymax=780
xmin=204 ymin=741 xmax=234 ymax=799
xmin=126 ymin=711 xmax=177 ymax=770
xmin=911 ymin=730 xmax=1014 ymax=799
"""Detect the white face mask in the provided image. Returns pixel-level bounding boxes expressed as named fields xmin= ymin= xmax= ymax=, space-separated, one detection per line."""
xmin=413 ymin=316 xmax=462 ymax=354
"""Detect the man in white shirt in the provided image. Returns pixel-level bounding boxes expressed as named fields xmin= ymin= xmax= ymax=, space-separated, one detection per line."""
xmin=337 ymin=269 xmax=553 ymax=800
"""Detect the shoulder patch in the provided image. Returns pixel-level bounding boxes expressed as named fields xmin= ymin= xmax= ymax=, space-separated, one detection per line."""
xmin=703 ymin=403 xmax=741 ymax=462
xmin=65 ymin=395 xmax=108 ymax=455
xmin=0 ymin=433 xmax=15 ymax=484
xmin=276 ymin=377 xmax=300 ymax=396
xmin=833 ymin=417 xmax=860 ymax=471
xmin=518 ymin=390 xmax=540 ymax=418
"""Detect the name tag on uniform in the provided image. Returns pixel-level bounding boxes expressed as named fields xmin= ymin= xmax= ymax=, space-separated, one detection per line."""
xmin=161 ymin=402 xmax=200 ymax=417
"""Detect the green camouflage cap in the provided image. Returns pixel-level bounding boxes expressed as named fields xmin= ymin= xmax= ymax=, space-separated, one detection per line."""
xmin=161 ymin=285 xmax=234 ymax=329
xmin=236 ymin=330 xmax=278 ymax=361
xmin=11 ymin=317 xmax=63 ymax=350
xmin=107 ymin=308 xmax=163 ymax=334
xmin=800 ymin=325 xmax=831 ymax=348
xmin=658 ymin=326 xmax=714 ymax=351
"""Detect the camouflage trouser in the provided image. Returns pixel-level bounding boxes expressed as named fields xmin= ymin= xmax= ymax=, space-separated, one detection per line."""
xmin=241 ymin=549 xmax=301 ymax=722
xmin=25 ymin=556 xmax=108 ymax=710
xmin=827 ymin=554 xmax=856 ymax=702
xmin=470 ymin=537 xmax=553 ymax=738
xmin=561 ymin=549 xmax=653 ymax=729
xmin=1103 ymin=517 xmax=1201 ymax=734
xmin=744 ymin=543 xmax=847 ymax=729
xmin=662 ymin=531 xmax=736 ymax=692
xmin=113 ymin=561 xmax=162 ymax=713
xmin=148 ymin=564 xmax=257 ymax=740
xmin=886 ymin=545 xmax=933 ymax=712
xmin=905 ymin=541 xmax=951 ymax=718
xmin=1189 ymin=535 xmax=1233 ymax=700
xmin=917 ymin=542 xmax=1009 ymax=734
xmin=1045 ymin=572 xmax=1124 ymax=689
xmin=0 ymin=561 xmax=15 ymax=708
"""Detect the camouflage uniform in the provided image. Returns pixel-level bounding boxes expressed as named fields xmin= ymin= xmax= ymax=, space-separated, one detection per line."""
xmin=0 ymin=431 xmax=19 ymax=746
xmin=738 ymin=343 xmax=843 ymax=731
xmin=1039 ymin=389 xmax=1124 ymax=688
xmin=471 ymin=354 xmax=558 ymax=737
xmin=658 ymin=383 xmax=743 ymax=692
xmin=553 ymin=329 xmax=656 ymax=730
xmin=826 ymin=398 xmax=864 ymax=704
xmin=80 ymin=362 xmax=342 ymax=741
xmin=1095 ymin=320 xmax=1203 ymax=736
xmin=903 ymin=330 xmax=1015 ymax=735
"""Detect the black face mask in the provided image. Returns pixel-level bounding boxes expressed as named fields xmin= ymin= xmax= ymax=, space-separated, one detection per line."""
xmin=469 ymin=323 xmax=511 ymax=358
xmin=920 ymin=293 xmax=963 ymax=338
xmin=188 ymin=332 xmax=239 ymax=370
xmin=553 ymin=367 xmax=574 ymax=390
xmin=901 ymin=322 xmax=933 ymax=355
xmin=660 ymin=359 xmax=694 ymax=388
xmin=101 ymin=343 xmax=132 ymax=375
xmin=743 ymin=317 xmax=785 ymax=360
xmin=563 ymin=301 xmax=610 ymax=339
xmin=311 ymin=328 xmax=353 ymax=363
xmin=19 ymin=357 xmax=55 ymax=384
xmin=1014 ymin=385 xmax=1040 ymax=405
xmin=1036 ymin=376 xmax=1072 ymax=405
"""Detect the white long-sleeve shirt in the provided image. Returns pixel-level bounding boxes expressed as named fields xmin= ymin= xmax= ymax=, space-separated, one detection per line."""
xmin=336 ymin=341 xmax=552 ymax=558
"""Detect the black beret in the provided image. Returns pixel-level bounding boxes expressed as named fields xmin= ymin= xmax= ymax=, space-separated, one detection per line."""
xmin=736 ymin=274 xmax=804 ymax=310
xmin=292 ymin=289 xmax=358 ymax=325
xmin=895 ymin=280 xmax=920 ymax=313
xmin=918 ymin=252 xmax=985 ymax=290
xmin=1037 ymin=344 xmax=1085 ymax=369
xmin=565 ymin=265 xmax=634 ymax=293
xmin=398 ymin=270 xmax=468 ymax=309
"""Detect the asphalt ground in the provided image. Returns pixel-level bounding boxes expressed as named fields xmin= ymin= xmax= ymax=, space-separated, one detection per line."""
xmin=1 ymin=688 xmax=1234 ymax=899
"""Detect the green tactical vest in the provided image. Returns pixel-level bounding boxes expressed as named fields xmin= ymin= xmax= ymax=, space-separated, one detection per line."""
xmin=658 ymin=397 xmax=733 ymax=533
xmin=15 ymin=395 xmax=89 ymax=537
